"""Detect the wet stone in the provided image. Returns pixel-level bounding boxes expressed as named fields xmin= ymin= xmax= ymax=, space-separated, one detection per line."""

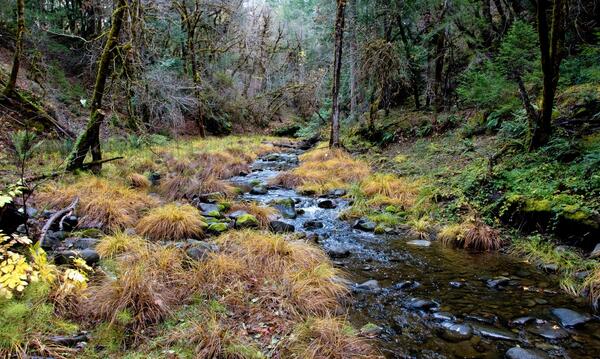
xmin=510 ymin=316 xmax=536 ymax=327
xmin=449 ymin=281 xmax=465 ymax=288
xmin=326 ymin=189 xmax=347 ymax=198
xmin=327 ymin=246 xmax=351 ymax=258
xmin=392 ymin=280 xmax=421 ymax=290
xmin=250 ymin=185 xmax=268 ymax=195
xmin=438 ymin=322 xmax=473 ymax=342
xmin=228 ymin=210 xmax=248 ymax=219
xmin=197 ymin=203 xmax=220 ymax=216
xmin=317 ymin=199 xmax=336 ymax=209
xmin=303 ymin=220 xmax=324 ymax=230
xmin=551 ymin=308 xmax=592 ymax=328
xmin=432 ymin=312 xmax=455 ymax=321
xmin=269 ymin=220 xmax=295 ymax=233
xmin=405 ymin=298 xmax=439 ymax=311
xmin=527 ymin=322 xmax=570 ymax=340
xmin=470 ymin=323 xmax=519 ymax=341
xmin=353 ymin=218 xmax=377 ymax=232
xmin=486 ymin=276 xmax=511 ymax=288
xmin=407 ymin=240 xmax=432 ymax=247
xmin=354 ymin=280 xmax=381 ymax=293
xmin=271 ymin=199 xmax=297 ymax=219
xmin=505 ymin=347 xmax=549 ymax=359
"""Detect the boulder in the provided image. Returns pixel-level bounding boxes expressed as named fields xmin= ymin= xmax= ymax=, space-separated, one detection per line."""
xmin=317 ymin=199 xmax=336 ymax=209
xmin=235 ymin=214 xmax=260 ymax=229
xmin=208 ymin=222 xmax=229 ymax=233
xmin=69 ymin=237 xmax=99 ymax=250
xmin=55 ymin=249 xmax=99 ymax=266
xmin=353 ymin=218 xmax=376 ymax=232
xmin=271 ymin=198 xmax=297 ymax=219
xmin=42 ymin=230 xmax=66 ymax=250
xmin=303 ymin=220 xmax=324 ymax=230
xmin=269 ymin=220 xmax=295 ymax=233
xmin=250 ymin=185 xmax=268 ymax=195
xmin=551 ymin=308 xmax=592 ymax=327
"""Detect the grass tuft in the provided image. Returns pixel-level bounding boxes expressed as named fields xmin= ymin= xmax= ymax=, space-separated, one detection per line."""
xmin=127 ymin=173 xmax=151 ymax=189
xmin=136 ymin=203 xmax=207 ymax=241
xmin=96 ymin=232 xmax=148 ymax=258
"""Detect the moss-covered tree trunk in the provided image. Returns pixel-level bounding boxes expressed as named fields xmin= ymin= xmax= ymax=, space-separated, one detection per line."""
xmin=66 ymin=0 xmax=127 ymax=171
xmin=3 ymin=0 xmax=25 ymax=97
xmin=531 ymin=0 xmax=565 ymax=149
xmin=329 ymin=0 xmax=346 ymax=148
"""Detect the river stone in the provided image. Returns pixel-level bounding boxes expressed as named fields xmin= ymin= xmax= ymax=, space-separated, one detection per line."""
xmin=228 ymin=210 xmax=248 ymax=219
xmin=207 ymin=222 xmax=228 ymax=233
xmin=449 ymin=281 xmax=465 ymax=288
xmin=62 ymin=215 xmax=79 ymax=231
xmin=353 ymin=218 xmax=377 ymax=232
xmin=510 ymin=316 xmax=536 ymax=327
xmin=471 ymin=323 xmax=519 ymax=341
xmin=392 ymin=280 xmax=421 ymax=290
xmin=439 ymin=322 xmax=473 ymax=342
xmin=405 ymin=298 xmax=439 ymax=311
xmin=487 ymin=276 xmax=511 ymax=288
xmin=590 ymin=243 xmax=600 ymax=258
xmin=505 ymin=347 xmax=549 ymax=359
xmin=271 ymin=199 xmax=297 ymax=219
xmin=42 ymin=230 xmax=66 ymax=250
xmin=303 ymin=220 xmax=324 ymax=230
xmin=186 ymin=242 xmax=219 ymax=261
xmin=317 ymin=199 xmax=336 ymax=209
xmin=327 ymin=246 xmax=351 ymax=258
xmin=551 ymin=308 xmax=592 ymax=327
xmin=327 ymin=189 xmax=347 ymax=198
xmin=407 ymin=240 xmax=432 ymax=247
xmin=432 ymin=312 xmax=455 ymax=321
xmin=355 ymin=279 xmax=381 ymax=293
xmin=197 ymin=203 xmax=220 ymax=216
xmin=360 ymin=323 xmax=383 ymax=337
xmin=250 ymin=185 xmax=268 ymax=195
xmin=269 ymin=220 xmax=295 ymax=233
xmin=526 ymin=322 xmax=569 ymax=340
xmin=235 ymin=214 xmax=259 ymax=229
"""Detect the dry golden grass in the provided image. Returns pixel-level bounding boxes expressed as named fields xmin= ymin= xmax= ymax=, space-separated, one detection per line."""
xmin=96 ymin=232 xmax=148 ymax=259
xmin=36 ymin=176 xmax=158 ymax=231
xmin=159 ymin=173 xmax=235 ymax=201
xmin=272 ymin=148 xmax=370 ymax=195
xmin=408 ymin=217 xmax=432 ymax=239
xmin=286 ymin=317 xmax=377 ymax=359
xmin=229 ymin=202 xmax=277 ymax=228
xmin=126 ymin=173 xmax=151 ymax=189
xmin=136 ymin=203 xmax=206 ymax=241
xmin=81 ymin=245 xmax=189 ymax=333
xmin=361 ymin=173 xmax=420 ymax=209
xmin=440 ymin=220 xmax=503 ymax=251
xmin=438 ymin=224 xmax=466 ymax=246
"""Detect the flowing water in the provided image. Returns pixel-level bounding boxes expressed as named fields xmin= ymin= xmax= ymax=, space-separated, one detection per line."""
xmin=229 ymin=150 xmax=600 ymax=359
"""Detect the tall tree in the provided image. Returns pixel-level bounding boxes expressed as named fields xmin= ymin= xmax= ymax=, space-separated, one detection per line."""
xmin=3 ymin=0 xmax=25 ymax=97
xmin=531 ymin=0 xmax=566 ymax=149
xmin=329 ymin=0 xmax=347 ymax=148
xmin=66 ymin=0 xmax=128 ymax=171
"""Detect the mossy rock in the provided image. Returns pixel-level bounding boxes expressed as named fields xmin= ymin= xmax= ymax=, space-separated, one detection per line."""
xmin=207 ymin=210 xmax=223 ymax=218
xmin=235 ymin=214 xmax=259 ymax=229
xmin=208 ymin=222 xmax=229 ymax=233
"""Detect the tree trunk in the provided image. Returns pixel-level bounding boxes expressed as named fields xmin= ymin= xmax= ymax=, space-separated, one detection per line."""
xmin=348 ymin=0 xmax=358 ymax=120
xmin=329 ymin=0 xmax=346 ymax=148
xmin=66 ymin=0 xmax=127 ymax=171
xmin=531 ymin=0 xmax=565 ymax=149
xmin=3 ymin=0 xmax=25 ymax=97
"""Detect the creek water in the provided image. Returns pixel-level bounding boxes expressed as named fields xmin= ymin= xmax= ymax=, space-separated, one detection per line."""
xmin=229 ymin=150 xmax=600 ymax=358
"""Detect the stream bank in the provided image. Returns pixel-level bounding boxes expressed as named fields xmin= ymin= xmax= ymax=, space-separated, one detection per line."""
xmin=230 ymin=148 xmax=600 ymax=358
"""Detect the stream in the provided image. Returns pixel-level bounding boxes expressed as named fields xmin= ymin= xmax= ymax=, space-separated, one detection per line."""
xmin=229 ymin=150 xmax=600 ymax=358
